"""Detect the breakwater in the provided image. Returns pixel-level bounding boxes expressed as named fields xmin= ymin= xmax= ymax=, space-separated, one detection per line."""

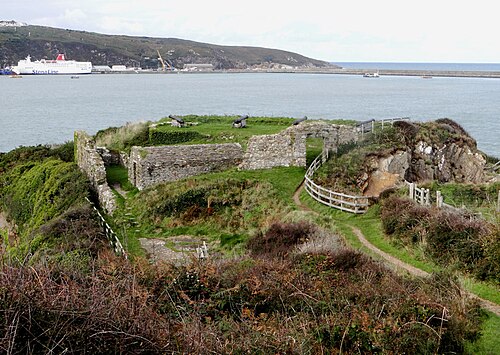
xmin=325 ymin=68 xmax=500 ymax=79
xmin=226 ymin=67 xmax=500 ymax=78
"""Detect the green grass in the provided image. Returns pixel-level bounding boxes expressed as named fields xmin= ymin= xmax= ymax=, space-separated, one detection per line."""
xmin=110 ymin=166 xmax=306 ymax=258
xmin=151 ymin=115 xmax=295 ymax=148
xmin=465 ymin=311 xmax=500 ymax=355
xmin=106 ymin=164 xmax=136 ymax=192
xmin=300 ymin=189 xmax=500 ymax=305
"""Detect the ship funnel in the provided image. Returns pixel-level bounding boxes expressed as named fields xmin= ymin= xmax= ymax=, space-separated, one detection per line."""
xmin=56 ymin=54 xmax=66 ymax=61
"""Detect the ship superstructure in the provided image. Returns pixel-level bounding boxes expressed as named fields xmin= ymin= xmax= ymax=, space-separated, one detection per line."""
xmin=12 ymin=54 xmax=92 ymax=75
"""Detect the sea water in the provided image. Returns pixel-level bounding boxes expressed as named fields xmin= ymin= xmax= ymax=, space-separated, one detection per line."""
xmin=0 ymin=72 xmax=499 ymax=157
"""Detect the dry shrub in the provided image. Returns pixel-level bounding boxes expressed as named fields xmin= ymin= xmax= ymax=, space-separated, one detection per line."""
xmin=247 ymin=221 xmax=315 ymax=258
xmin=0 ymin=237 xmax=486 ymax=354
xmin=0 ymin=254 xmax=171 ymax=354
xmin=381 ymin=196 xmax=499 ymax=283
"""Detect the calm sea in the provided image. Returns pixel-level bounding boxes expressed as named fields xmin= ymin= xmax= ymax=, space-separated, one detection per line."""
xmin=1 ymin=72 xmax=499 ymax=157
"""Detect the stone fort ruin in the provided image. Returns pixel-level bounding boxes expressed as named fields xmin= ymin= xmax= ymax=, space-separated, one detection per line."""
xmin=75 ymin=120 xmax=359 ymax=212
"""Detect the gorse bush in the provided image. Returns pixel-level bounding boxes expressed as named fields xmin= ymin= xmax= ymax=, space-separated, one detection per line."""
xmin=381 ymin=196 xmax=500 ymax=283
xmin=0 ymin=142 xmax=75 ymax=174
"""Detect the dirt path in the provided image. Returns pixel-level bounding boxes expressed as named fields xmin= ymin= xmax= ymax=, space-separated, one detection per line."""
xmin=351 ymin=227 xmax=429 ymax=278
xmin=351 ymin=226 xmax=500 ymax=316
xmin=293 ymin=180 xmax=313 ymax=212
xmin=291 ymin=183 xmax=500 ymax=316
xmin=0 ymin=212 xmax=8 ymax=230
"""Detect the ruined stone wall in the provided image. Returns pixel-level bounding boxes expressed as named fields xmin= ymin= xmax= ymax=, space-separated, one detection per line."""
xmin=240 ymin=122 xmax=358 ymax=170
xmin=74 ymin=131 xmax=117 ymax=214
xmin=240 ymin=132 xmax=299 ymax=170
xmin=96 ymin=147 xmax=130 ymax=168
xmin=129 ymin=143 xmax=243 ymax=190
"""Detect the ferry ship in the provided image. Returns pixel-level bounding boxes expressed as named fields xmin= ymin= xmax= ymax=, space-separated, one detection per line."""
xmin=12 ymin=54 xmax=92 ymax=75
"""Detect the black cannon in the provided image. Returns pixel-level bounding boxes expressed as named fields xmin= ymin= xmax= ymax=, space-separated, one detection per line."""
xmin=292 ymin=116 xmax=307 ymax=125
xmin=232 ymin=115 xmax=248 ymax=128
xmin=169 ymin=114 xmax=185 ymax=127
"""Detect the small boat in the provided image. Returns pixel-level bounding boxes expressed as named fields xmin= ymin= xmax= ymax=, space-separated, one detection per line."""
xmin=421 ymin=75 xmax=433 ymax=79
xmin=70 ymin=75 xmax=80 ymax=79
xmin=363 ymin=72 xmax=379 ymax=78
xmin=9 ymin=74 xmax=22 ymax=78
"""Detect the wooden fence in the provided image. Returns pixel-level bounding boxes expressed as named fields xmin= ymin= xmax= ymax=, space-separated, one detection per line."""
xmin=304 ymin=118 xmax=411 ymax=214
xmin=405 ymin=181 xmax=467 ymax=212
xmin=87 ymin=198 xmax=127 ymax=258
xmin=304 ymin=150 xmax=370 ymax=214
xmin=406 ymin=182 xmax=431 ymax=206
xmin=356 ymin=117 xmax=410 ymax=136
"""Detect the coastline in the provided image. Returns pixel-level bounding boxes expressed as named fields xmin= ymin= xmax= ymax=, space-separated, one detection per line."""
xmin=89 ymin=67 xmax=500 ymax=79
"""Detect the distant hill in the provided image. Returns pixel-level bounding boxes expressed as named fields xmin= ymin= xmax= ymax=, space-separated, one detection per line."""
xmin=0 ymin=21 xmax=335 ymax=70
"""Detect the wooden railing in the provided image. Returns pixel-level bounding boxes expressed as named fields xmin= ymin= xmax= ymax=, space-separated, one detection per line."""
xmin=405 ymin=181 xmax=468 ymax=212
xmin=87 ymin=198 xmax=127 ymax=258
xmin=356 ymin=117 xmax=410 ymax=135
xmin=304 ymin=150 xmax=371 ymax=214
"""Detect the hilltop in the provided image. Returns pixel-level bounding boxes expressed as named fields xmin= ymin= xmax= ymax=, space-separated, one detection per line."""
xmin=0 ymin=21 xmax=335 ymax=70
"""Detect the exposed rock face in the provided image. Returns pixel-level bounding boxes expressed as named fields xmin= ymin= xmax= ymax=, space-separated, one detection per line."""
xmin=405 ymin=141 xmax=486 ymax=183
xmin=362 ymin=120 xmax=487 ymax=196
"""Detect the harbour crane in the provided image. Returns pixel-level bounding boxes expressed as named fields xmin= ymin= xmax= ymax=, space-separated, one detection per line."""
xmin=157 ymin=50 xmax=175 ymax=71
xmin=157 ymin=50 xmax=166 ymax=71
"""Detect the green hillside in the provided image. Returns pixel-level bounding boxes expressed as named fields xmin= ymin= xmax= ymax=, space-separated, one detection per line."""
xmin=0 ymin=22 xmax=334 ymax=70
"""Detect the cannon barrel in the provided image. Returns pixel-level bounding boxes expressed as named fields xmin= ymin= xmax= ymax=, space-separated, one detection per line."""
xmin=169 ymin=114 xmax=185 ymax=124
xmin=292 ymin=116 xmax=307 ymax=125
xmin=233 ymin=115 xmax=249 ymax=124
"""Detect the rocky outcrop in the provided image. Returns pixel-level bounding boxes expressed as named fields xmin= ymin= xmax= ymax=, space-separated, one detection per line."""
xmin=405 ymin=141 xmax=486 ymax=183
xmin=361 ymin=120 xmax=487 ymax=196
xmin=363 ymin=142 xmax=486 ymax=195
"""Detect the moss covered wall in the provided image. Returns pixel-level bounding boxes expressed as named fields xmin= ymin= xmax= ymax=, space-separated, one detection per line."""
xmin=74 ymin=131 xmax=117 ymax=213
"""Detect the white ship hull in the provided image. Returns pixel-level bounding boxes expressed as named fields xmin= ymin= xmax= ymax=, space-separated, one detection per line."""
xmin=12 ymin=54 xmax=92 ymax=75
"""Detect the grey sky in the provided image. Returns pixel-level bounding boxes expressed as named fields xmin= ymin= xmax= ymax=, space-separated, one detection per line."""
xmin=4 ymin=0 xmax=499 ymax=62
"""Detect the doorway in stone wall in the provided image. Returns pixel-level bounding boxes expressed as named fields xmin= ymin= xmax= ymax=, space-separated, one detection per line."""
xmin=306 ymin=137 xmax=324 ymax=167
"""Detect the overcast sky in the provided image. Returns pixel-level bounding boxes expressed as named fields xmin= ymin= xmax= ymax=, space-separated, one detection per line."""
xmin=4 ymin=0 xmax=499 ymax=63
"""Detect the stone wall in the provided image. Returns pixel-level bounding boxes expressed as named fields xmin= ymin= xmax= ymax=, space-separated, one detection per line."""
xmin=129 ymin=143 xmax=243 ymax=190
xmin=240 ymin=121 xmax=358 ymax=170
xmin=74 ymin=131 xmax=117 ymax=214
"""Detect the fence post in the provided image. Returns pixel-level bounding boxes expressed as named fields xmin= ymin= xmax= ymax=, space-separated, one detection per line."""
xmin=420 ymin=188 xmax=424 ymax=205
xmin=371 ymin=120 xmax=375 ymax=133
xmin=436 ymin=191 xmax=442 ymax=208
xmin=425 ymin=189 xmax=430 ymax=205
xmin=409 ymin=183 xmax=415 ymax=200
xmin=497 ymin=190 xmax=500 ymax=212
